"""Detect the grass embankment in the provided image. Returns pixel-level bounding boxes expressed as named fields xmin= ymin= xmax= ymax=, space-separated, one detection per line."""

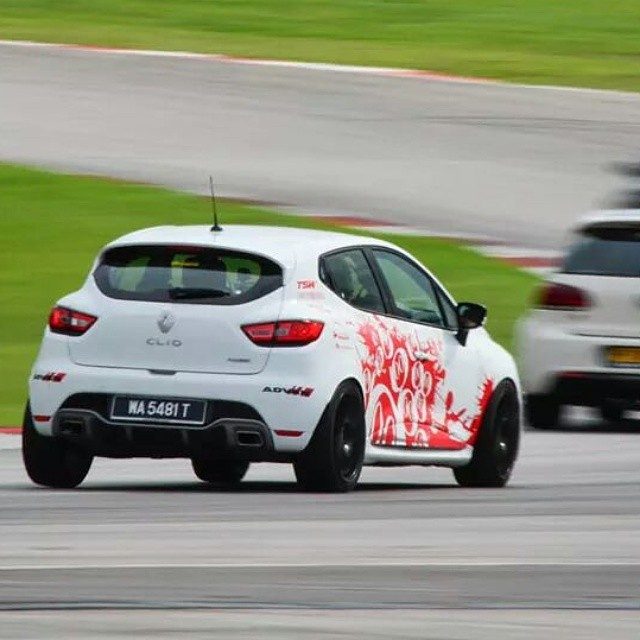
xmin=1 ymin=1 xmax=639 ymax=91
xmin=0 ymin=163 xmax=538 ymax=425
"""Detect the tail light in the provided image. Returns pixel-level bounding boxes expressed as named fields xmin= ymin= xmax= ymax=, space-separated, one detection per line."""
xmin=536 ymin=282 xmax=591 ymax=310
xmin=49 ymin=306 xmax=98 ymax=336
xmin=242 ymin=320 xmax=324 ymax=346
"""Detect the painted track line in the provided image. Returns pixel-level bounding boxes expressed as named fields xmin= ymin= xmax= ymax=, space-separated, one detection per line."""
xmin=2 ymin=561 xmax=640 ymax=572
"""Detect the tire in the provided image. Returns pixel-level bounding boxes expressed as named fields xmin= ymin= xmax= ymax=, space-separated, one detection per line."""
xmin=525 ymin=394 xmax=560 ymax=429
xmin=453 ymin=380 xmax=520 ymax=488
xmin=294 ymin=381 xmax=365 ymax=492
xmin=600 ymin=402 xmax=624 ymax=424
xmin=191 ymin=458 xmax=249 ymax=485
xmin=22 ymin=404 xmax=93 ymax=488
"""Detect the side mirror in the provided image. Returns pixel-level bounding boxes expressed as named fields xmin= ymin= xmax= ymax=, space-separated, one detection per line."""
xmin=456 ymin=302 xmax=487 ymax=346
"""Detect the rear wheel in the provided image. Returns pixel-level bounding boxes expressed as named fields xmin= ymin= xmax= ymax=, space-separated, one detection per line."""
xmin=294 ymin=381 xmax=365 ymax=492
xmin=454 ymin=380 xmax=520 ymax=488
xmin=22 ymin=404 xmax=93 ymax=488
xmin=525 ymin=394 xmax=560 ymax=429
xmin=191 ymin=458 xmax=249 ymax=485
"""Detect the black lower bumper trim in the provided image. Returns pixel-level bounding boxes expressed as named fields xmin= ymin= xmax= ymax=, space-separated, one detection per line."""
xmin=52 ymin=409 xmax=281 ymax=461
xmin=554 ymin=372 xmax=640 ymax=406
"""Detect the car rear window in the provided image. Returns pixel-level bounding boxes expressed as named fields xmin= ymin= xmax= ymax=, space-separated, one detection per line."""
xmin=94 ymin=244 xmax=283 ymax=304
xmin=563 ymin=228 xmax=640 ymax=277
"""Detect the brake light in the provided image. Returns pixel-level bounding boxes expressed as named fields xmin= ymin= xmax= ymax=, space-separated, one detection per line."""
xmin=242 ymin=320 xmax=324 ymax=346
xmin=536 ymin=283 xmax=591 ymax=309
xmin=48 ymin=306 xmax=98 ymax=336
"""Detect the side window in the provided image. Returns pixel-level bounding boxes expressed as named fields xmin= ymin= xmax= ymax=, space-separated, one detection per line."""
xmin=322 ymin=249 xmax=385 ymax=314
xmin=373 ymin=250 xmax=445 ymax=327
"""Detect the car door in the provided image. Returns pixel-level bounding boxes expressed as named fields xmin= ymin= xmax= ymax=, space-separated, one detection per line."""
xmin=368 ymin=248 xmax=489 ymax=450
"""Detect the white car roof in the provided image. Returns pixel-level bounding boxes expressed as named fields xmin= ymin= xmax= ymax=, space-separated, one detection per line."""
xmin=106 ymin=224 xmax=396 ymax=267
xmin=576 ymin=209 xmax=640 ymax=233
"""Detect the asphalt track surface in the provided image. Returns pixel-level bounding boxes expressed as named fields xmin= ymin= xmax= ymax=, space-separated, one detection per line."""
xmin=2 ymin=43 xmax=640 ymax=247
xmin=1 ymin=415 xmax=640 ymax=638
xmin=2 ymin=42 xmax=640 ymax=637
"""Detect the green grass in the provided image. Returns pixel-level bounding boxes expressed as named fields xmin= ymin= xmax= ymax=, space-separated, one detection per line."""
xmin=0 ymin=163 xmax=538 ymax=425
xmin=1 ymin=1 xmax=639 ymax=91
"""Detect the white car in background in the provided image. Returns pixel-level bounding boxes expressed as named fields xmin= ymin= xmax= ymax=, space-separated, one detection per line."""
xmin=518 ymin=211 xmax=640 ymax=428
xmin=24 ymin=225 xmax=521 ymax=491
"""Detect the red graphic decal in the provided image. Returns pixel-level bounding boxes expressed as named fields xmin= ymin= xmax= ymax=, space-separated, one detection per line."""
xmin=297 ymin=280 xmax=317 ymax=290
xmin=357 ymin=317 xmax=493 ymax=449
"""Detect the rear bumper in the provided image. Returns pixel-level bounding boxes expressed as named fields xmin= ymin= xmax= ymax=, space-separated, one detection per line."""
xmin=28 ymin=359 xmax=333 ymax=453
xmin=517 ymin=316 xmax=640 ymax=394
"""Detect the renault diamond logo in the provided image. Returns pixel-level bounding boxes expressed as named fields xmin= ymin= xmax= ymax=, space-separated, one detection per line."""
xmin=157 ymin=311 xmax=176 ymax=334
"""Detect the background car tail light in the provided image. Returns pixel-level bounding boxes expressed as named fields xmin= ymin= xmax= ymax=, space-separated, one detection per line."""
xmin=242 ymin=320 xmax=324 ymax=346
xmin=536 ymin=282 xmax=591 ymax=309
xmin=49 ymin=306 xmax=98 ymax=335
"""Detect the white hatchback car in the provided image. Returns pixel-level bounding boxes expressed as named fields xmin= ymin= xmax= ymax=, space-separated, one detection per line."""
xmin=24 ymin=225 xmax=521 ymax=491
xmin=518 ymin=211 xmax=640 ymax=428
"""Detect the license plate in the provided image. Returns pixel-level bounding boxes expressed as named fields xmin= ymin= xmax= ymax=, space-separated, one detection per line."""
xmin=606 ymin=346 xmax=640 ymax=367
xmin=110 ymin=396 xmax=207 ymax=425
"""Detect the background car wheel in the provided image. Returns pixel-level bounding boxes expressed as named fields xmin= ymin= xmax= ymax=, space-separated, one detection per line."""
xmin=22 ymin=404 xmax=93 ymax=488
xmin=191 ymin=458 xmax=249 ymax=485
xmin=453 ymin=380 xmax=520 ymax=488
xmin=525 ymin=394 xmax=560 ymax=429
xmin=294 ymin=381 xmax=365 ymax=493
xmin=600 ymin=402 xmax=624 ymax=424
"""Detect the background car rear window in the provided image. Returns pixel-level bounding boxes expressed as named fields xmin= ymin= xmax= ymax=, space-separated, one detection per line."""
xmin=564 ymin=229 xmax=640 ymax=277
xmin=322 ymin=249 xmax=385 ymax=313
xmin=94 ymin=245 xmax=283 ymax=304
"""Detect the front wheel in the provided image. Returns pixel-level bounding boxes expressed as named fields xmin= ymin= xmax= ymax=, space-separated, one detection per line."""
xmin=191 ymin=459 xmax=249 ymax=485
xmin=22 ymin=404 xmax=93 ymax=488
xmin=294 ymin=381 xmax=365 ymax=492
xmin=453 ymin=380 xmax=520 ymax=488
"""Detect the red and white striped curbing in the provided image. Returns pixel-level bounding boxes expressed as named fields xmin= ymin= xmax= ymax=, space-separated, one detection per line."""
xmin=0 ymin=39 xmax=493 ymax=86
xmin=0 ymin=428 xmax=21 ymax=449
xmin=1 ymin=39 xmax=631 ymax=98
xmin=305 ymin=213 xmax=561 ymax=276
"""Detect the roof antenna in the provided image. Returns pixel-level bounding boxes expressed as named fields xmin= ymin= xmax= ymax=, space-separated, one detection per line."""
xmin=209 ymin=175 xmax=223 ymax=232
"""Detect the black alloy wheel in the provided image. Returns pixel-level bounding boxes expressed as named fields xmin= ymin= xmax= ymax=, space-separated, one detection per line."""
xmin=22 ymin=403 xmax=93 ymax=488
xmin=294 ymin=381 xmax=365 ymax=492
xmin=191 ymin=459 xmax=250 ymax=485
xmin=454 ymin=380 xmax=520 ymax=488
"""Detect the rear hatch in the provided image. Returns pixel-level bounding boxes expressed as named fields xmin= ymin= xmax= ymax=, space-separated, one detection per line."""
xmin=70 ymin=244 xmax=285 ymax=374
xmin=557 ymin=224 xmax=640 ymax=339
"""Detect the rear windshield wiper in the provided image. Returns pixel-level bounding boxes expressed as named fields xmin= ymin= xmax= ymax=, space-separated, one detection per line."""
xmin=169 ymin=287 xmax=227 ymax=299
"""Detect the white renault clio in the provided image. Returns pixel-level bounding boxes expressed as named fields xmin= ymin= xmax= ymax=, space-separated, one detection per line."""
xmin=24 ymin=225 xmax=521 ymax=491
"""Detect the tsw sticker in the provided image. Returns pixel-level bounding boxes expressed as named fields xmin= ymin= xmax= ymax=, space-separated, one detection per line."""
xmin=263 ymin=386 xmax=314 ymax=397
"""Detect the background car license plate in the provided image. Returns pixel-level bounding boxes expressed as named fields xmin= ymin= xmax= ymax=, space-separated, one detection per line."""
xmin=110 ymin=396 xmax=206 ymax=425
xmin=606 ymin=346 xmax=640 ymax=367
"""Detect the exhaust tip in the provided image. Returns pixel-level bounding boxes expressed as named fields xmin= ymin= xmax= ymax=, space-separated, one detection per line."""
xmin=59 ymin=419 xmax=86 ymax=437
xmin=236 ymin=430 xmax=264 ymax=447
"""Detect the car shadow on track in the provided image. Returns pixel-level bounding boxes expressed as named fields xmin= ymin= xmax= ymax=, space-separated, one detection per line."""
xmin=54 ymin=481 xmax=457 ymax=494
xmin=11 ymin=478 xmax=464 ymax=493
